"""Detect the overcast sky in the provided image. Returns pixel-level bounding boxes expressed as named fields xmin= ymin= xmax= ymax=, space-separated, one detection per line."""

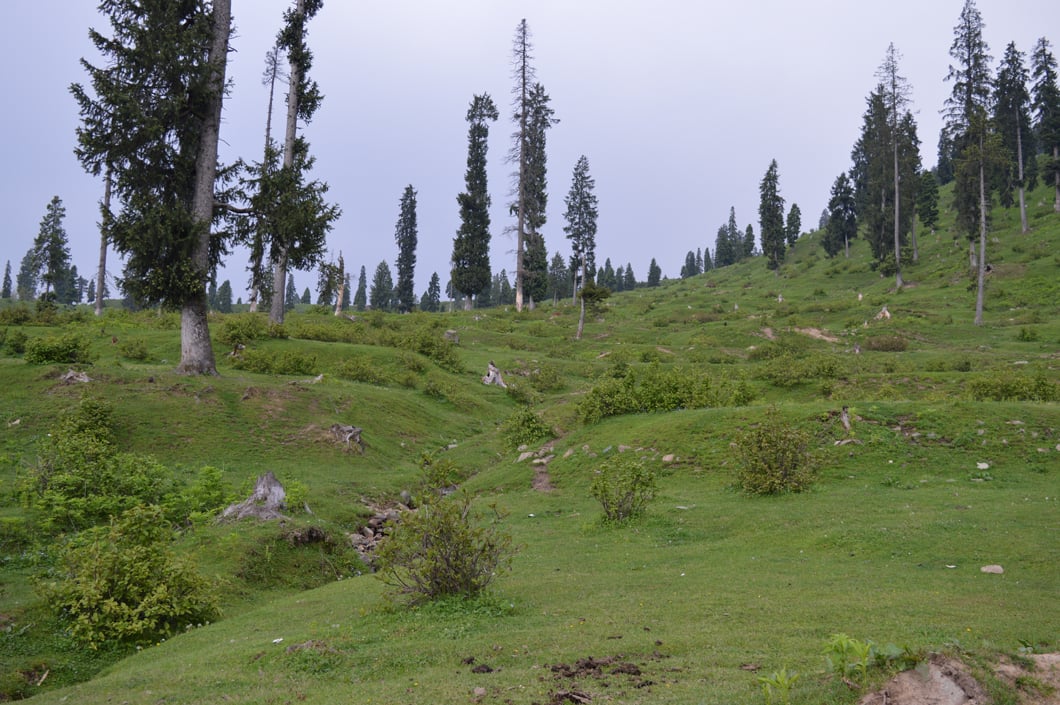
xmin=4 ymin=1 xmax=1057 ymax=300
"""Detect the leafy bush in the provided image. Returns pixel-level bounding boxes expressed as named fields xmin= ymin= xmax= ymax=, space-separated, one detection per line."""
xmin=3 ymin=328 xmax=28 ymax=354
xmin=22 ymin=399 xmax=177 ymax=532
xmin=733 ymin=407 xmax=817 ymax=495
xmin=215 ymin=313 xmax=268 ymax=351
xmin=0 ymin=305 xmax=33 ymax=325
xmin=118 ymin=337 xmax=149 ymax=361
xmin=374 ymin=493 xmax=515 ymax=605
xmin=864 ymin=335 xmax=908 ymax=352
xmin=578 ymin=363 xmax=754 ymax=424
xmin=231 ymin=349 xmax=318 ymax=375
xmin=967 ymin=371 xmax=1057 ymax=402
xmin=398 ymin=328 xmax=463 ymax=373
xmin=35 ymin=505 xmax=219 ymax=648
xmin=757 ymin=354 xmax=844 ymax=387
xmin=500 ymin=406 xmax=554 ymax=451
xmin=24 ymin=333 xmax=93 ymax=364
xmin=336 ymin=356 xmax=391 ymax=385
xmin=590 ymin=455 xmax=657 ymax=522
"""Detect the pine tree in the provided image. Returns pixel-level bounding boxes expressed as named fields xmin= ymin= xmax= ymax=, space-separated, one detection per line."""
xmin=301 ymin=287 xmax=311 ymax=304
xmin=547 ymin=252 xmax=570 ymax=304
xmin=623 ymin=263 xmax=636 ymax=289
xmin=743 ymin=224 xmax=756 ymax=259
xmin=509 ymin=19 xmax=535 ymax=311
xmin=917 ymin=170 xmax=940 ymax=233
xmin=265 ymin=0 xmax=339 ymax=325
xmin=207 ymin=280 xmax=218 ymax=310
xmin=1031 ymin=37 xmax=1060 ymax=212
xmin=680 ymin=251 xmax=697 ymax=279
xmin=522 ymin=83 xmax=557 ymax=309
xmin=32 ymin=196 xmax=71 ymax=299
xmin=877 ymin=43 xmax=915 ymax=287
xmin=452 ymin=94 xmax=498 ymax=308
xmin=423 ymin=272 xmax=442 ymax=312
xmin=353 ymin=265 xmax=367 ymax=311
xmin=646 ymin=258 xmax=661 ymax=287
xmin=945 ymin=0 xmax=1001 ymax=325
xmin=702 ymin=249 xmax=713 ymax=272
xmin=71 ymin=0 xmax=231 ymax=374
xmin=1 ymin=261 xmax=11 ymax=299
xmin=394 ymin=185 xmax=418 ymax=313
xmin=316 ymin=259 xmax=336 ymax=306
xmin=217 ymin=280 xmax=233 ymax=313
xmin=824 ymin=172 xmax=858 ymax=258
xmin=369 ymin=261 xmax=394 ymax=311
xmin=563 ymin=155 xmax=598 ymax=300
xmin=785 ymin=203 xmax=802 ymax=246
xmin=285 ymin=273 xmax=298 ymax=312
xmin=16 ymin=250 xmax=38 ymax=302
xmin=994 ymin=41 xmax=1037 ymax=232
xmin=759 ymin=159 xmax=786 ymax=271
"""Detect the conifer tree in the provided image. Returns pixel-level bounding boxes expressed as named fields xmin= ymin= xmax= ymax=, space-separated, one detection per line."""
xmin=369 ymin=261 xmax=394 ymax=311
xmin=1 ymin=261 xmax=11 ymax=299
xmin=33 ymin=196 xmax=71 ymax=299
xmin=758 ymin=159 xmax=786 ymax=270
xmin=785 ymin=204 xmax=802 ymax=246
xmin=547 ymin=253 xmax=570 ymax=303
xmin=301 ymin=287 xmax=311 ymax=304
xmin=422 ymin=272 xmax=442 ymax=312
xmin=353 ymin=265 xmax=367 ymax=311
xmin=917 ymin=170 xmax=940 ymax=233
xmin=824 ymin=172 xmax=858 ymax=258
xmin=452 ymin=94 xmax=498 ymax=308
xmin=217 ymin=280 xmax=233 ymax=313
xmin=680 ymin=251 xmax=697 ymax=278
xmin=285 ymin=273 xmax=298 ymax=312
xmin=646 ymin=258 xmax=661 ymax=287
xmin=623 ymin=263 xmax=636 ymax=289
xmin=394 ymin=185 xmax=418 ymax=313
xmin=71 ymin=0 xmax=232 ymax=374
xmin=563 ymin=155 xmax=598 ymax=300
xmin=877 ymin=43 xmax=914 ymax=287
xmin=1031 ymin=37 xmax=1060 ymax=212
xmin=743 ymin=224 xmax=756 ymax=259
xmin=994 ymin=41 xmax=1037 ymax=232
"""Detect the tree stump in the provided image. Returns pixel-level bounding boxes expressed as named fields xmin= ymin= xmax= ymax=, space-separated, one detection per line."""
xmin=331 ymin=424 xmax=365 ymax=453
xmin=219 ymin=471 xmax=287 ymax=521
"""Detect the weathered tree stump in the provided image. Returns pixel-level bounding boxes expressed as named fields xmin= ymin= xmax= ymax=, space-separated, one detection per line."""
xmin=219 ymin=471 xmax=287 ymax=521
xmin=331 ymin=423 xmax=365 ymax=453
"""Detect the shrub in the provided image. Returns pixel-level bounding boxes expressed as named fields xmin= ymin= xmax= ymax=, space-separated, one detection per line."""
xmin=864 ymin=335 xmax=908 ymax=352
xmin=231 ymin=349 xmax=318 ymax=376
xmin=215 ymin=313 xmax=268 ymax=351
xmin=118 ymin=337 xmax=149 ymax=361
xmin=336 ymin=356 xmax=391 ymax=385
xmin=758 ymin=354 xmax=844 ymax=387
xmin=590 ymin=455 xmax=657 ymax=522
xmin=374 ymin=493 xmax=515 ymax=605
xmin=3 ymin=328 xmax=28 ymax=355
xmin=399 ymin=329 xmax=463 ymax=373
xmin=35 ymin=505 xmax=220 ymax=648
xmin=24 ymin=333 xmax=93 ymax=364
xmin=0 ymin=305 xmax=32 ymax=325
xmin=733 ymin=407 xmax=817 ymax=495
xmin=967 ymin=371 xmax=1058 ymax=402
xmin=500 ymin=406 xmax=553 ymax=451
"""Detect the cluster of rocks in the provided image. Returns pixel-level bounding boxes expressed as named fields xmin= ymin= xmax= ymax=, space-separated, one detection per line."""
xmin=346 ymin=503 xmax=406 ymax=564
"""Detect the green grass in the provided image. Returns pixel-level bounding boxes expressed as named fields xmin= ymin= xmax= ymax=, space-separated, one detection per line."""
xmin=1 ymin=179 xmax=1058 ymax=704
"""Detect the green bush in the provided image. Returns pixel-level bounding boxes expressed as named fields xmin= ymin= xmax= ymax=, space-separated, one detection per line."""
xmin=967 ymin=371 xmax=1058 ymax=401
xmin=35 ymin=505 xmax=219 ymax=648
xmin=864 ymin=335 xmax=908 ymax=352
xmin=231 ymin=349 xmax=318 ymax=376
xmin=590 ymin=455 xmax=658 ymax=522
xmin=215 ymin=313 xmax=268 ymax=351
xmin=374 ymin=493 xmax=515 ymax=605
xmin=0 ymin=305 xmax=32 ymax=325
xmin=3 ymin=328 xmax=28 ymax=354
xmin=758 ymin=354 xmax=844 ymax=387
xmin=336 ymin=356 xmax=391 ymax=385
xmin=24 ymin=333 xmax=93 ymax=364
xmin=733 ymin=407 xmax=817 ymax=495
xmin=118 ymin=337 xmax=149 ymax=361
xmin=500 ymin=406 xmax=554 ymax=451
xmin=398 ymin=329 xmax=462 ymax=373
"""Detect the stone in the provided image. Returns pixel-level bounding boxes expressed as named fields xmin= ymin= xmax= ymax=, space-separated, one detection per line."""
xmin=980 ymin=564 xmax=1004 ymax=574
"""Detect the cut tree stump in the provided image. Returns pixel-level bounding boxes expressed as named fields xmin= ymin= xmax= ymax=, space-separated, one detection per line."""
xmin=331 ymin=424 xmax=365 ymax=453
xmin=220 ymin=471 xmax=287 ymax=522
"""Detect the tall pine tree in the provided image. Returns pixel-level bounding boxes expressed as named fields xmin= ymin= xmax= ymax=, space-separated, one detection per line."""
xmin=994 ymin=41 xmax=1037 ymax=232
xmin=1031 ymin=37 xmax=1060 ymax=212
xmin=563 ymin=155 xmax=598 ymax=302
xmin=451 ymin=94 xmax=498 ymax=308
xmin=394 ymin=185 xmax=418 ymax=313
xmin=353 ymin=265 xmax=367 ymax=311
xmin=758 ymin=160 xmax=786 ymax=270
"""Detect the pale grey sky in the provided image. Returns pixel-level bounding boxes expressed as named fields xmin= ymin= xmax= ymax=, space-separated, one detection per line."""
xmin=3 ymin=1 xmax=1056 ymax=299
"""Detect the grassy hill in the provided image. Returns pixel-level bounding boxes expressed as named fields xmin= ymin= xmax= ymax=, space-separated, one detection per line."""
xmin=1 ymin=182 xmax=1058 ymax=704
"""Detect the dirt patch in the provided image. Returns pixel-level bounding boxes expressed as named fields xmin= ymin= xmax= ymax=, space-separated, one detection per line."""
xmin=532 ymin=467 xmax=554 ymax=492
xmin=794 ymin=326 xmax=840 ymax=343
xmin=532 ymin=653 xmax=670 ymax=704
xmin=859 ymin=653 xmax=1060 ymax=705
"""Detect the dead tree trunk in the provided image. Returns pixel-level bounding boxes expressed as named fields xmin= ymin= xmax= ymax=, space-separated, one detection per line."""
xmin=220 ymin=471 xmax=287 ymax=521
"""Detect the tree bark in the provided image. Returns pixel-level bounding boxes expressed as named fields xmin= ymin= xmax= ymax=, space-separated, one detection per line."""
xmin=270 ymin=0 xmax=305 ymax=325
xmin=94 ymin=169 xmax=111 ymax=317
xmin=974 ymin=140 xmax=987 ymax=327
xmin=575 ymin=295 xmax=586 ymax=340
xmin=177 ymin=0 xmax=230 ymax=375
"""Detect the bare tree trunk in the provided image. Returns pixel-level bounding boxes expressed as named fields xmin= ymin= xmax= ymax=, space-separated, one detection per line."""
xmin=514 ymin=26 xmax=530 ymax=314
xmin=1016 ymin=119 xmax=1028 ymax=233
xmin=332 ymin=254 xmax=345 ymax=315
xmin=910 ymin=209 xmax=919 ymax=263
xmin=893 ymin=145 xmax=903 ymax=288
xmin=178 ymin=0 xmax=229 ymax=375
xmin=974 ymin=144 xmax=987 ymax=327
xmin=575 ymin=295 xmax=586 ymax=340
xmin=249 ymin=47 xmax=282 ymax=313
xmin=94 ymin=169 xmax=111 ymax=317
xmin=270 ymin=0 xmax=305 ymax=325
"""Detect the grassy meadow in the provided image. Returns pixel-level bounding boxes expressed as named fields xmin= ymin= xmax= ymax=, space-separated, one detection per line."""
xmin=0 ymin=181 xmax=1058 ymax=704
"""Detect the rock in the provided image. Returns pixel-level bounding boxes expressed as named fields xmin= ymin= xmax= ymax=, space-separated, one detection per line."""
xmin=563 ymin=448 xmax=575 ymax=459
xmin=976 ymin=462 xmax=990 ymax=470
xmin=662 ymin=454 xmax=676 ymax=463
xmin=980 ymin=564 xmax=1004 ymax=574
xmin=618 ymin=445 xmax=632 ymax=452
xmin=517 ymin=451 xmax=535 ymax=463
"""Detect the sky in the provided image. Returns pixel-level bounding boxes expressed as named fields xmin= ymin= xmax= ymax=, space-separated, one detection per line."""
xmin=3 ymin=1 xmax=1057 ymax=301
